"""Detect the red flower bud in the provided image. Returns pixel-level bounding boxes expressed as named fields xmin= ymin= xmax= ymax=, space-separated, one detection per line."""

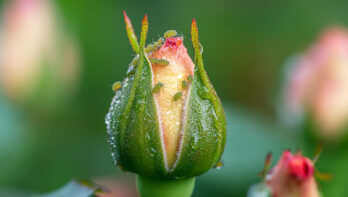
xmin=266 ymin=151 xmax=319 ymax=197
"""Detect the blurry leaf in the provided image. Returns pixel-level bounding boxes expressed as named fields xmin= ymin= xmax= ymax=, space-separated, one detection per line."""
xmin=0 ymin=94 xmax=33 ymax=186
xmin=35 ymin=180 xmax=107 ymax=197
xmin=320 ymin=148 xmax=348 ymax=197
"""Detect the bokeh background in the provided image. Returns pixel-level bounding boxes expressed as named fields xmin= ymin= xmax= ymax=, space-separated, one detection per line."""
xmin=1 ymin=0 xmax=348 ymax=196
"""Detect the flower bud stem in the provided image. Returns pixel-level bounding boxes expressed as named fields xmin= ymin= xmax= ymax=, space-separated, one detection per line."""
xmin=136 ymin=175 xmax=195 ymax=197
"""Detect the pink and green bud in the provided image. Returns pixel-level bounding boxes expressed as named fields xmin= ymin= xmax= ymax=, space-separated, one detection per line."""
xmin=282 ymin=27 xmax=348 ymax=141
xmin=267 ymin=150 xmax=319 ymax=197
xmin=105 ymin=13 xmax=226 ymax=179
xmin=0 ymin=0 xmax=80 ymax=107
xmin=249 ymin=150 xmax=321 ymax=197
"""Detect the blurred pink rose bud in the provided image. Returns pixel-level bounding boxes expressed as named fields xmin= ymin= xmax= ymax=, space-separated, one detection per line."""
xmin=266 ymin=150 xmax=320 ymax=197
xmin=282 ymin=27 xmax=348 ymax=141
xmin=0 ymin=0 xmax=80 ymax=109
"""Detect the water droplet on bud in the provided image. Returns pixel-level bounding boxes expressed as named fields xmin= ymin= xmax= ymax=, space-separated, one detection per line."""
xmin=214 ymin=161 xmax=224 ymax=170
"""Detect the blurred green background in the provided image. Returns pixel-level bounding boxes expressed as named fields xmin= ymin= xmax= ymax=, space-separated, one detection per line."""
xmin=1 ymin=0 xmax=348 ymax=196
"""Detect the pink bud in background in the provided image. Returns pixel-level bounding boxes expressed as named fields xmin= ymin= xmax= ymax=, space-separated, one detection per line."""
xmin=266 ymin=150 xmax=319 ymax=197
xmin=283 ymin=27 xmax=348 ymax=140
xmin=0 ymin=0 xmax=80 ymax=108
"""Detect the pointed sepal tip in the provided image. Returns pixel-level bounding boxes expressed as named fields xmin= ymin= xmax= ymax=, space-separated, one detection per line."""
xmin=191 ymin=18 xmax=199 ymax=51
xmin=139 ymin=14 xmax=149 ymax=50
xmin=123 ymin=10 xmax=140 ymax=54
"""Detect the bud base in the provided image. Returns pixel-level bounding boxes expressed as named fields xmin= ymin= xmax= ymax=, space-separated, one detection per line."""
xmin=136 ymin=175 xmax=195 ymax=197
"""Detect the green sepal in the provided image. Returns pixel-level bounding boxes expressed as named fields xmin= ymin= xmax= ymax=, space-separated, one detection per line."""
xmin=171 ymin=19 xmax=226 ymax=177
xmin=106 ymin=15 xmax=167 ymax=178
xmin=123 ymin=11 xmax=140 ymax=54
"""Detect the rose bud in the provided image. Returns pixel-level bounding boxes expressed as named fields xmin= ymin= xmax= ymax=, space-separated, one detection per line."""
xmin=281 ymin=27 xmax=348 ymax=141
xmin=267 ymin=151 xmax=320 ymax=197
xmin=105 ymin=12 xmax=226 ymax=180
xmin=248 ymin=150 xmax=324 ymax=197
xmin=0 ymin=0 xmax=80 ymax=108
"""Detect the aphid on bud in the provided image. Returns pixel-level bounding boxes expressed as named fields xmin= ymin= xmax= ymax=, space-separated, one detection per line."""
xmin=152 ymin=82 xmax=164 ymax=94
xmin=187 ymin=75 xmax=193 ymax=83
xmin=112 ymin=81 xmax=122 ymax=92
xmin=158 ymin=37 xmax=164 ymax=45
xmin=182 ymin=80 xmax=188 ymax=89
xmin=154 ymin=42 xmax=161 ymax=50
xmin=145 ymin=44 xmax=155 ymax=53
xmin=173 ymin=91 xmax=182 ymax=101
xmin=164 ymin=30 xmax=177 ymax=39
xmin=130 ymin=56 xmax=139 ymax=67
xmin=150 ymin=58 xmax=169 ymax=66
xmin=126 ymin=69 xmax=136 ymax=77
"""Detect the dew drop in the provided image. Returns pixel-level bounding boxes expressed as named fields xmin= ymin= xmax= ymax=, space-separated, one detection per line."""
xmin=190 ymin=133 xmax=199 ymax=150
xmin=145 ymin=132 xmax=151 ymax=140
xmin=214 ymin=161 xmax=224 ymax=170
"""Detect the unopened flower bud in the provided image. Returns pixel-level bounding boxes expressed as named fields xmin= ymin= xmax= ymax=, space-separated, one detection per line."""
xmin=106 ymin=13 xmax=226 ymax=179
xmin=282 ymin=27 xmax=348 ymax=141
xmin=261 ymin=150 xmax=320 ymax=197
xmin=0 ymin=0 xmax=80 ymax=108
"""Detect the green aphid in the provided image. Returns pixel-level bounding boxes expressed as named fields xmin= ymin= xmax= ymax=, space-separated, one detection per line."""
xmin=152 ymin=82 xmax=164 ymax=94
xmin=154 ymin=42 xmax=160 ymax=50
xmin=145 ymin=44 xmax=155 ymax=53
xmin=182 ymin=80 xmax=188 ymax=89
xmin=126 ymin=69 xmax=136 ymax=77
xmin=164 ymin=30 xmax=177 ymax=39
xmin=130 ymin=56 xmax=139 ymax=67
xmin=187 ymin=75 xmax=193 ymax=83
xmin=173 ymin=91 xmax=182 ymax=101
xmin=112 ymin=81 xmax=122 ymax=92
xmin=158 ymin=38 xmax=164 ymax=44
xmin=150 ymin=58 xmax=169 ymax=66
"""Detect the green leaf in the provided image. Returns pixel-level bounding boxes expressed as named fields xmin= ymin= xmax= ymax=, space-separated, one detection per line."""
xmin=35 ymin=180 xmax=106 ymax=197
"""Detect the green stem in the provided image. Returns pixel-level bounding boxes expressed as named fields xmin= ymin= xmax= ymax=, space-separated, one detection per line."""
xmin=136 ymin=175 xmax=196 ymax=197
